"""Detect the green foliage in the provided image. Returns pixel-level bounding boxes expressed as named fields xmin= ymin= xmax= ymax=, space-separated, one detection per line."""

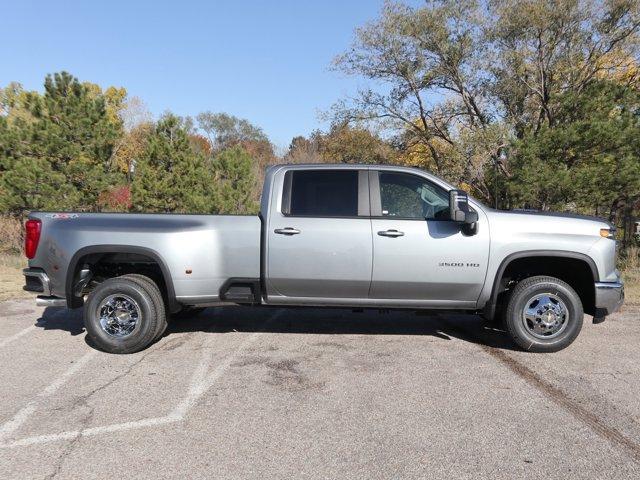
xmin=130 ymin=116 xmax=258 ymax=214
xmin=0 ymin=82 xmax=36 ymax=125
xmin=0 ymin=73 xmax=266 ymax=216
xmin=507 ymin=80 xmax=640 ymax=219
xmin=0 ymin=72 xmax=124 ymax=214
xmin=211 ymin=146 xmax=258 ymax=214
xmin=131 ymin=114 xmax=215 ymax=213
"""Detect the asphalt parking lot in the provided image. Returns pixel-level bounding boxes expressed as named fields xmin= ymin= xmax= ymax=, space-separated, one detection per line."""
xmin=0 ymin=299 xmax=639 ymax=479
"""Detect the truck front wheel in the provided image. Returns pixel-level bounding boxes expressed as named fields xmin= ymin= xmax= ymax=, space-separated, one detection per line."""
xmin=504 ymin=275 xmax=584 ymax=353
xmin=84 ymin=277 xmax=163 ymax=354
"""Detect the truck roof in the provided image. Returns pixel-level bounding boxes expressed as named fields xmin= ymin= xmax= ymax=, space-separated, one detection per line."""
xmin=265 ymin=163 xmax=455 ymax=189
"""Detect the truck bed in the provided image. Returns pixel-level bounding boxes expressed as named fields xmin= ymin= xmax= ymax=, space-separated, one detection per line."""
xmin=27 ymin=213 xmax=262 ymax=305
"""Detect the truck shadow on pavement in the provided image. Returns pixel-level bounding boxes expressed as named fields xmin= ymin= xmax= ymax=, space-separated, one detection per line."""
xmin=34 ymin=305 xmax=518 ymax=351
xmin=35 ymin=306 xmax=85 ymax=335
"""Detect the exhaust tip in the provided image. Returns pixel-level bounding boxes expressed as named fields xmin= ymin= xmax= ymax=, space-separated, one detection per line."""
xmin=36 ymin=296 xmax=67 ymax=308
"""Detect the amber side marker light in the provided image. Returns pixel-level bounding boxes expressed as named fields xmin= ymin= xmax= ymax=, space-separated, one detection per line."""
xmin=600 ymin=228 xmax=616 ymax=239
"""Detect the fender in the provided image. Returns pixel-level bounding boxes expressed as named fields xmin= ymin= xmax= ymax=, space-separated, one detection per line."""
xmin=65 ymin=244 xmax=178 ymax=312
xmin=483 ymin=250 xmax=599 ymax=320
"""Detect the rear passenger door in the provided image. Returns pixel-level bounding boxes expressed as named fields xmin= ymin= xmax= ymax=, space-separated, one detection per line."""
xmin=266 ymin=169 xmax=373 ymax=300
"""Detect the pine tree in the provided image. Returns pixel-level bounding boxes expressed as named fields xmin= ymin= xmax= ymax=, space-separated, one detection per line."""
xmin=131 ymin=114 xmax=215 ymax=213
xmin=507 ymin=80 xmax=640 ymax=221
xmin=0 ymin=72 xmax=124 ymax=214
xmin=211 ymin=146 xmax=258 ymax=214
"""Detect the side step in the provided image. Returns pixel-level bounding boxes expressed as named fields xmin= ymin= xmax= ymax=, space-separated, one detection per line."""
xmin=219 ymin=278 xmax=261 ymax=304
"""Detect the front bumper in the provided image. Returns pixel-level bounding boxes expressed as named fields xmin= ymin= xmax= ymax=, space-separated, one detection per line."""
xmin=595 ymin=280 xmax=624 ymax=316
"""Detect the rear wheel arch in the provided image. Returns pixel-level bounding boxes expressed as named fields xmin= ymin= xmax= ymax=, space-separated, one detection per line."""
xmin=65 ymin=245 xmax=179 ymax=312
xmin=485 ymin=251 xmax=598 ymax=320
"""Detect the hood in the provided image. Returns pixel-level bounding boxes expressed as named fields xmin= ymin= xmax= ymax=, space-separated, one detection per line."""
xmin=505 ymin=209 xmax=613 ymax=226
xmin=484 ymin=208 xmax=612 ymax=241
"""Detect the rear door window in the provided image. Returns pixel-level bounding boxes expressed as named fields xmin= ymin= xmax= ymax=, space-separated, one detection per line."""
xmin=287 ymin=170 xmax=359 ymax=217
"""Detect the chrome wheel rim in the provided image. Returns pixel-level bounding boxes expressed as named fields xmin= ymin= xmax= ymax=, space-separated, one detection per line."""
xmin=522 ymin=293 xmax=569 ymax=339
xmin=98 ymin=294 xmax=141 ymax=338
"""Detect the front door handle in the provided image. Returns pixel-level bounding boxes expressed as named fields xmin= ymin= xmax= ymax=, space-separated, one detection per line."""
xmin=274 ymin=227 xmax=301 ymax=235
xmin=377 ymin=229 xmax=404 ymax=238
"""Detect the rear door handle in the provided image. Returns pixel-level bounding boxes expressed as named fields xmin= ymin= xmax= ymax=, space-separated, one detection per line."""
xmin=377 ymin=229 xmax=404 ymax=238
xmin=274 ymin=227 xmax=301 ymax=235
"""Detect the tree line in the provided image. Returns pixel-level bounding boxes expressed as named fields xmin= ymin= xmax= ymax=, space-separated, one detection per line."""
xmin=0 ymin=71 xmax=403 ymax=217
xmin=0 ymin=73 xmax=262 ymax=215
xmin=0 ymin=0 xmax=639 ymax=244
xmin=330 ymin=0 xmax=640 ymax=244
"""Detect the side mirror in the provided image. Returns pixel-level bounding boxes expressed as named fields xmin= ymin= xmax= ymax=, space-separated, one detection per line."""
xmin=449 ymin=189 xmax=478 ymax=224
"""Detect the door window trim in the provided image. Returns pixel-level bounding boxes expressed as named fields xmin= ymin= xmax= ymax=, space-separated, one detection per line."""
xmin=281 ymin=169 xmax=370 ymax=218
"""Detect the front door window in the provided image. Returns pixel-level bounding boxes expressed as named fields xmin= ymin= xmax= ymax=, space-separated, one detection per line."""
xmin=379 ymin=172 xmax=450 ymax=220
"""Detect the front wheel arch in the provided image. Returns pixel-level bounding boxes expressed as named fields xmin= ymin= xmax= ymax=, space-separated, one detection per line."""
xmin=484 ymin=251 xmax=598 ymax=320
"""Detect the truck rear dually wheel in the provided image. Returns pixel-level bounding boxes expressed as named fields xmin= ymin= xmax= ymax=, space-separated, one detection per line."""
xmin=504 ymin=275 xmax=583 ymax=353
xmin=84 ymin=276 xmax=164 ymax=354
xmin=117 ymin=274 xmax=168 ymax=342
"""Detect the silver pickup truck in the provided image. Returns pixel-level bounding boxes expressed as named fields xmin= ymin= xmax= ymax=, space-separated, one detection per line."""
xmin=23 ymin=164 xmax=624 ymax=354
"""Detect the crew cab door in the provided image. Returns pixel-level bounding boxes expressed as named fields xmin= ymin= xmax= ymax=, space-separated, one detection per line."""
xmin=369 ymin=170 xmax=490 ymax=306
xmin=266 ymin=169 xmax=372 ymax=300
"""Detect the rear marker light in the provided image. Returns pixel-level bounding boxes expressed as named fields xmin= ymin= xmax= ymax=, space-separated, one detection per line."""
xmin=25 ymin=219 xmax=42 ymax=259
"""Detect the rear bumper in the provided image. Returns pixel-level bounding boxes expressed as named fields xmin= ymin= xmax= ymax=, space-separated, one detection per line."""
xmin=23 ymin=268 xmax=51 ymax=296
xmin=23 ymin=268 xmax=67 ymax=307
xmin=595 ymin=281 xmax=624 ymax=315
xmin=22 ymin=268 xmax=67 ymax=307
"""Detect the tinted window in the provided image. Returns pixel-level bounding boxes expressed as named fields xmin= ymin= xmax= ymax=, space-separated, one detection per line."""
xmin=289 ymin=170 xmax=359 ymax=216
xmin=379 ymin=172 xmax=450 ymax=219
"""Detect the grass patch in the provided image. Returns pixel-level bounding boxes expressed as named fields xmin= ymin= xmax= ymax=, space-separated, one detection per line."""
xmin=0 ymin=215 xmax=23 ymax=255
xmin=620 ymin=245 xmax=639 ymax=305
xmin=622 ymin=268 xmax=640 ymax=306
xmin=0 ymin=254 xmax=29 ymax=302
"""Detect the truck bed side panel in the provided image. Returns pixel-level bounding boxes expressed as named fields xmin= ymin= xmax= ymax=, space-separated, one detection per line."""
xmin=28 ymin=213 xmax=261 ymax=304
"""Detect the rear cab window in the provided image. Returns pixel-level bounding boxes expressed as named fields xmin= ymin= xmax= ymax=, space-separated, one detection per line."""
xmin=283 ymin=170 xmax=367 ymax=217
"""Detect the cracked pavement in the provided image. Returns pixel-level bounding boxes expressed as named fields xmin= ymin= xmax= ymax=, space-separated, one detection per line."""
xmin=0 ymin=299 xmax=639 ymax=479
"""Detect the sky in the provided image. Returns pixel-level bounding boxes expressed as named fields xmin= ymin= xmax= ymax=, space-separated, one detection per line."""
xmin=0 ymin=0 xmax=418 ymax=150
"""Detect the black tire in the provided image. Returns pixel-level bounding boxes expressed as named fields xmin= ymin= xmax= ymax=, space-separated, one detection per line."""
xmin=118 ymin=274 xmax=167 ymax=341
xmin=504 ymin=275 xmax=583 ymax=353
xmin=171 ymin=306 xmax=206 ymax=320
xmin=83 ymin=277 xmax=162 ymax=354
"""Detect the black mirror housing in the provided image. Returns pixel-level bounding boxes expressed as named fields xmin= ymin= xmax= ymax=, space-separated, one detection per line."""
xmin=449 ymin=189 xmax=476 ymax=224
